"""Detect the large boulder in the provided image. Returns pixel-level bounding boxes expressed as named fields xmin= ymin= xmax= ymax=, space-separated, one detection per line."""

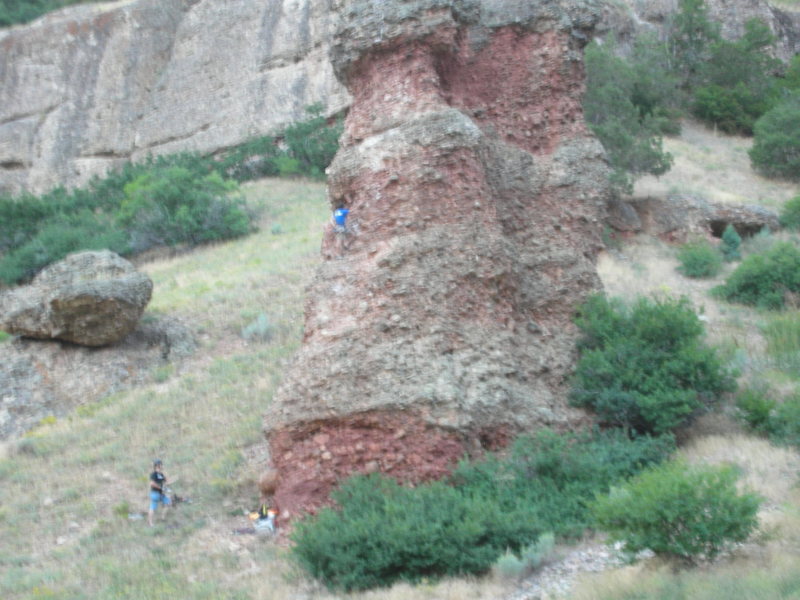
xmin=265 ymin=0 xmax=610 ymax=517
xmin=0 ymin=250 xmax=153 ymax=346
xmin=0 ymin=314 xmax=194 ymax=440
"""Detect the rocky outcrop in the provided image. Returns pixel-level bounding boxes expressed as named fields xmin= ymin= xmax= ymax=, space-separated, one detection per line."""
xmin=0 ymin=314 xmax=194 ymax=440
xmin=0 ymin=0 xmax=349 ymax=195
xmin=265 ymin=0 xmax=611 ymax=517
xmin=607 ymin=194 xmax=780 ymax=239
xmin=0 ymin=250 xmax=152 ymax=346
xmin=598 ymin=0 xmax=800 ymax=62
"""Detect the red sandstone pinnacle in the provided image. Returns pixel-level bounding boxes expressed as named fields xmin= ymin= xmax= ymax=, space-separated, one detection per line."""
xmin=265 ymin=0 xmax=611 ymax=518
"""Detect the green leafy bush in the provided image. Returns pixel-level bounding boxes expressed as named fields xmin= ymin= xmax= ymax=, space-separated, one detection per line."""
xmin=769 ymin=396 xmax=800 ymax=447
xmin=292 ymin=429 xmax=673 ymax=591
xmin=570 ymin=295 xmax=734 ymax=435
xmin=677 ymin=240 xmax=723 ymax=278
xmin=691 ymin=20 xmax=780 ymax=134
xmin=0 ymin=211 xmax=128 ymax=284
xmin=282 ymin=103 xmax=342 ymax=178
xmin=711 ymin=241 xmax=800 ymax=309
xmin=735 ymin=386 xmax=776 ymax=433
xmin=592 ymin=460 xmax=761 ymax=562
xmin=119 ymin=167 xmax=250 ymax=251
xmin=780 ymin=196 xmax=800 ymax=229
xmin=721 ymin=224 xmax=742 ymax=261
xmin=749 ymin=93 xmax=800 ymax=180
xmin=0 ymin=107 xmax=340 ymax=284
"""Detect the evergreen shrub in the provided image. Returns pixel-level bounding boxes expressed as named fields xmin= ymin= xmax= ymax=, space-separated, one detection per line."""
xmin=711 ymin=241 xmax=800 ymax=309
xmin=292 ymin=429 xmax=673 ymax=591
xmin=570 ymin=295 xmax=734 ymax=435
xmin=780 ymin=196 xmax=800 ymax=230
xmin=749 ymin=94 xmax=800 ymax=180
xmin=592 ymin=460 xmax=761 ymax=562
xmin=677 ymin=240 xmax=722 ymax=278
xmin=721 ymin=224 xmax=742 ymax=261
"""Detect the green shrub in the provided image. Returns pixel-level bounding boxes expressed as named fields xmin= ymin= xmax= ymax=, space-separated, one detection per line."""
xmin=0 ymin=331 xmax=10 ymax=343
xmin=711 ymin=241 xmax=800 ymax=309
xmin=292 ymin=429 xmax=673 ymax=591
xmin=780 ymin=196 xmax=800 ymax=230
xmin=119 ymin=167 xmax=250 ymax=251
xmin=677 ymin=240 xmax=723 ymax=278
xmin=592 ymin=460 xmax=761 ymax=562
xmin=292 ymin=475 xmax=508 ymax=591
xmin=571 ymin=295 xmax=734 ymax=435
xmin=0 ymin=107 xmax=340 ymax=284
xmin=735 ymin=386 xmax=776 ymax=432
xmin=691 ymin=19 xmax=780 ymax=134
xmin=240 ymin=313 xmax=274 ymax=342
xmin=721 ymin=225 xmax=742 ymax=261
xmin=0 ymin=211 xmax=128 ymax=284
xmin=282 ymin=103 xmax=342 ymax=178
xmin=749 ymin=94 xmax=800 ymax=180
xmin=769 ymin=396 xmax=800 ymax=447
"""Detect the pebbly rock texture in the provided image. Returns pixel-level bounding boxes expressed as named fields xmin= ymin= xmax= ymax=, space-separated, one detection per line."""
xmin=0 ymin=314 xmax=194 ymax=440
xmin=607 ymin=194 xmax=780 ymax=240
xmin=0 ymin=0 xmax=349 ymax=195
xmin=0 ymin=250 xmax=153 ymax=346
xmin=265 ymin=0 xmax=611 ymax=517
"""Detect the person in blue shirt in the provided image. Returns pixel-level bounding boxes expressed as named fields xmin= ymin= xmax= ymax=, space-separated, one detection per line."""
xmin=148 ymin=459 xmax=171 ymax=526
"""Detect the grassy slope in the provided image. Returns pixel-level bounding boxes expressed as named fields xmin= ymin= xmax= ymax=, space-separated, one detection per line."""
xmin=2 ymin=120 xmax=800 ymax=599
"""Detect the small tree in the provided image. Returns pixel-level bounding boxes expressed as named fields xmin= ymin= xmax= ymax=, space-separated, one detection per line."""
xmin=583 ymin=41 xmax=674 ymax=195
xmin=592 ymin=460 xmax=761 ymax=563
xmin=721 ymin=224 xmax=742 ymax=261
xmin=750 ymin=94 xmax=800 ymax=180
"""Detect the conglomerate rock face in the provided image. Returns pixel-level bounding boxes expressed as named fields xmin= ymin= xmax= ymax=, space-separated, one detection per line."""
xmin=265 ymin=0 xmax=611 ymax=517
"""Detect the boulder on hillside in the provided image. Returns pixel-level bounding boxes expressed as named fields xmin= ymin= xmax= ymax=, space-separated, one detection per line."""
xmin=0 ymin=250 xmax=153 ymax=346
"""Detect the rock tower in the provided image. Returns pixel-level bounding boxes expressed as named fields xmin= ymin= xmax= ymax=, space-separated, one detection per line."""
xmin=265 ymin=0 xmax=611 ymax=516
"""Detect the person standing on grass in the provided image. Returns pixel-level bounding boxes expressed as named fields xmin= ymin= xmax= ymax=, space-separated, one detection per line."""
xmin=148 ymin=459 xmax=171 ymax=526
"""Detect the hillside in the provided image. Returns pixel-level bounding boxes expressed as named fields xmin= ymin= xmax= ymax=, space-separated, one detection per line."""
xmin=1 ymin=118 xmax=799 ymax=599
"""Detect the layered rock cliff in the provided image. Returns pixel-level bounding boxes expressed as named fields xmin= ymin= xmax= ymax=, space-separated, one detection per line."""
xmin=0 ymin=0 xmax=348 ymax=195
xmin=264 ymin=0 xmax=611 ymax=517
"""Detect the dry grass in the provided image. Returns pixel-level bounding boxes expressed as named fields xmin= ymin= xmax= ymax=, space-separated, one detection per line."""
xmin=634 ymin=120 xmax=797 ymax=210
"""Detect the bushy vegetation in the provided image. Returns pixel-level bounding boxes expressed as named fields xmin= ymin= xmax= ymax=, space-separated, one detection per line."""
xmin=780 ymin=196 xmax=800 ymax=229
xmin=750 ymin=94 xmax=800 ymax=181
xmin=0 ymin=0 xmax=101 ymax=27
xmin=711 ymin=241 xmax=800 ymax=309
xmin=0 ymin=106 xmax=341 ymax=284
xmin=584 ymin=0 xmax=797 ymax=185
xmin=677 ymin=240 xmax=723 ymax=278
xmin=737 ymin=387 xmax=800 ymax=448
xmin=570 ymin=295 xmax=734 ymax=435
xmin=592 ymin=459 xmax=761 ymax=562
xmin=691 ymin=20 xmax=781 ymax=135
xmin=721 ymin=224 xmax=742 ymax=261
xmin=292 ymin=429 xmax=673 ymax=591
